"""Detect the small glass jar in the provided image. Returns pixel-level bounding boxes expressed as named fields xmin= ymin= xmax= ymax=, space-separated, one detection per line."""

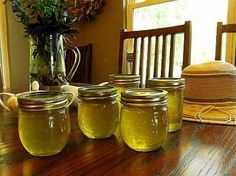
xmin=78 ymin=85 xmax=119 ymax=139
xmin=120 ymin=88 xmax=168 ymax=152
xmin=148 ymin=78 xmax=185 ymax=132
xmin=17 ymin=91 xmax=73 ymax=156
xmin=108 ymin=74 xmax=140 ymax=136
xmin=108 ymin=74 xmax=140 ymax=106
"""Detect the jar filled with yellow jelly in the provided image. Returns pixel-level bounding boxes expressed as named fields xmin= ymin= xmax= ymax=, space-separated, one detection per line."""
xmin=120 ymin=88 xmax=168 ymax=152
xmin=148 ymin=78 xmax=185 ymax=132
xmin=17 ymin=91 xmax=73 ymax=156
xmin=78 ymin=86 xmax=119 ymax=139
xmin=108 ymin=74 xmax=140 ymax=105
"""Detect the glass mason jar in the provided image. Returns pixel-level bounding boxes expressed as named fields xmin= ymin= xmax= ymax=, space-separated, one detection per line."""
xmin=120 ymin=88 xmax=168 ymax=152
xmin=108 ymin=74 xmax=140 ymax=106
xmin=17 ymin=91 xmax=74 ymax=156
xmin=78 ymin=86 xmax=119 ymax=139
xmin=108 ymin=74 xmax=140 ymax=137
xmin=148 ymin=78 xmax=185 ymax=132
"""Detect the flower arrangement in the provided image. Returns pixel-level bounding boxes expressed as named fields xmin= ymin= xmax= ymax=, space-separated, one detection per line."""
xmin=4 ymin=0 xmax=105 ymax=58
xmin=3 ymin=0 xmax=79 ymax=85
xmin=4 ymin=0 xmax=78 ymax=38
xmin=4 ymin=0 xmax=104 ymax=87
xmin=4 ymin=0 xmax=105 ymax=38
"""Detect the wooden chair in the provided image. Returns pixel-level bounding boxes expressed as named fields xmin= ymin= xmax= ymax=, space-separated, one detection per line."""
xmin=118 ymin=21 xmax=192 ymax=87
xmin=66 ymin=43 xmax=92 ymax=84
xmin=215 ymin=22 xmax=236 ymax=66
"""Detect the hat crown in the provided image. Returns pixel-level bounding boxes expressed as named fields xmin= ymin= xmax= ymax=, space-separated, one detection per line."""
xmin=182 ymin=61 xmax=236 ymax=76
xmin=181 ymin=61 xmax=236 ymax=102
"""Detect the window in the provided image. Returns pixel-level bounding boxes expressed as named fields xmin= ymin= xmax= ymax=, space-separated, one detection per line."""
xmin=127 ymin=0 xmax=236 ymax=65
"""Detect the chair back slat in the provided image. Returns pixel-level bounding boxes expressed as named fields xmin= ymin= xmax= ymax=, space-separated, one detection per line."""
xmin=161 ymin=35 xmax=167 ymax=77
xmin=183 ymin=21 xmax=191 ymax=69
xmin=146 ymin=36 xmax=152 ymax=86
xmin=154 ymin=36 xmax=159 ymax=77
xmin=133 ymin=38 xmax=138 ymax=74
xmin=215 ymin=22 xmax=236 ymax=66
xmin=169 ymin=34 xmax=175 ymax=77
xmin=118 ymin=29 xmax=125 ymax=73
xmin=118 ymin=21 xmax=192 ymax=87
xmin=140 ymin=37 xmax=145 ymax=85
xmin=215 ymin=22 xmax=223 ymax=61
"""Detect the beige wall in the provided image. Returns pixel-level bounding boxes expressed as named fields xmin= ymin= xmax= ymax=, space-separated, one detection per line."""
xmin=74 ymin=0 xmax=124 ymax=84
xmin=6 ymin=4 xmax=29 ymax=90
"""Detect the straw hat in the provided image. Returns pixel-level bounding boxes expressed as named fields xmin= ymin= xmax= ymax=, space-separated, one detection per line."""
xmin=181 ymin=61 xmax=236 ymax=125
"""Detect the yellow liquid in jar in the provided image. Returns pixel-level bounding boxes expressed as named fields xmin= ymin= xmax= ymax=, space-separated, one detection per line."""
xmin=167 ymin=91 xmax=183 ymax=132
xmin=120 ymin=105 xmax=168 ymax=152
xmin=18 ymin=108 xmax=70 ymax=156
xmin=114 ymin=84 xmax=140 ymax=109
xmin=116 ymin=87 xmax=124 ymax=109
xmin=78 ymin=99 xmax=119 ymax=139
xmin=114 ymin=86 xmax=140 ymax=137
xmin=113 ymin=87 xmax=124 ymax=137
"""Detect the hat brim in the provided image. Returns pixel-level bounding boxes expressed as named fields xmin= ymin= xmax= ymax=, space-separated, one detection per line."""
xmin=183 ymin=100 xmax=236 ymax=125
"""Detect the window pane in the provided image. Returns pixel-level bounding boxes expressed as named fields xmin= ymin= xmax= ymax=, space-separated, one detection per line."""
xmin=133 ymin=0 xmax=228 ymax=64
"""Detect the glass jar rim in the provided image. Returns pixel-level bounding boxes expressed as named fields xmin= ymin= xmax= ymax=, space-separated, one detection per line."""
xmin=78 ymin=85 xmax=118 ymax=100
xmin=16 ymin=91 xmax=68 ymax=111
xmin=109 ymin=74 xmax=140 ymax=85
xmin=121 ymin=88 xmax=167 ymax=107
xmin=148 ymin=78 xmax=185 ymax=89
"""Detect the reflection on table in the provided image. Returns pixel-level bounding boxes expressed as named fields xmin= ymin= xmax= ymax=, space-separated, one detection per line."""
xmin=0 ymin=106 xmax=235 ymax=175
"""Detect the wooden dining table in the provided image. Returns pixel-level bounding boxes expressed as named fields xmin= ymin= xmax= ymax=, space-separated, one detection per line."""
xmin=0 ymin=105 xmax=235 ymax=176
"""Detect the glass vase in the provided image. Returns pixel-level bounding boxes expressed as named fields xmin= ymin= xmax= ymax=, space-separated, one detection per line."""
xmin=29 ymin=33 xmax=80 ymax=90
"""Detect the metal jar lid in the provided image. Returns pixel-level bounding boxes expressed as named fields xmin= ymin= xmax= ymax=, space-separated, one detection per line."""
xmin=108 ymin=74 xmax=140 ymax=87
xmin=121 ymin=88 xmax=168 ymax=107
xmin=78 ymin=85 xmax=118 ymax=100
xmin=16 ymin=91 xmax=68 ymax=111
xmin=148 ymin=78 xmax=185 ymax=90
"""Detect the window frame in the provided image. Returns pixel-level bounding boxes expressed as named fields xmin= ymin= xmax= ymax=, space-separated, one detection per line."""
xmin=126 ymin=0 xmax=236 ymax=64
xmin=0 ymin=3 xmax=11 ymax=89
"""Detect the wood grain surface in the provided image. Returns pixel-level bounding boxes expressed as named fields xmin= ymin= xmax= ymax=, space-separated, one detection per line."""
xmin=0 ymin=107 xmax=235 ymax=176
